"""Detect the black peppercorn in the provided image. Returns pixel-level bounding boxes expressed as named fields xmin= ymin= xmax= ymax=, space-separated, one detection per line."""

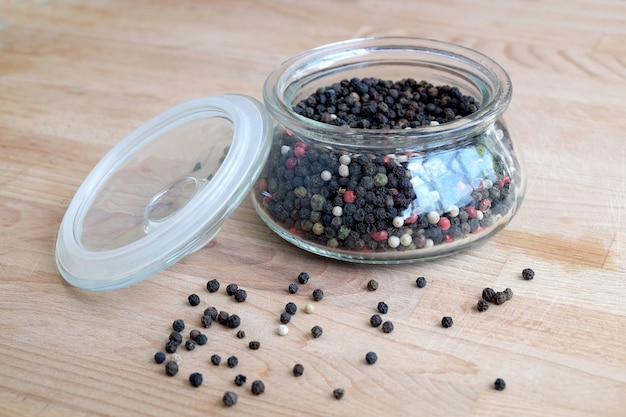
xmin=504 ymin=287 xmax=513 ymax=301
xmin=280 ymin=312 xmax=292 ymax=324
xmin=222 ymin=391 xmax=238 ymax=407
xmin=217 ymin=311 xmax=229 ymax=325
xmin=226 ymin=283 xmax=239 ymax=296
xmin=234 ymin=289 xmax=247 ymax=303
xmin=377 ymin=301 xmax=388 ymax=314
xmin=312 ymin=288 xmax=324 ymax=301
xmin=189 ymin=329 xmax=200 ymax=340
xmin=227 ymin=356 xmax=239 ymax=368
xmin=172 ymin=319 xmax=185 ymax=332
xmin=189 ymin=372 xmax=203 ymax=387
xmin=285 ymin=302 xmax=297 ymax=315
xmin=227 ymin=314 xmax=241 ymax=329
xmin=381 ymin=321 xmax=394 ymax=333
xmin=522 ymin=268 xmax=535 ymax=280
xmin=370 ymin=313 xmax=383 ymax=327
xmin=333 ymin=388 xmax=345 ymax=400
xmin=188 ymin=294 xmax=200 ymax=306
xmin=201 ymin=315 xmax=213 ymax=328
xmin=367 ymin=279 xmax=379 ymax=291
xmin=477 ymin=300 xmax=489 ymax=312
xmin=416 ymin=276 xmax=427 ymax=288
xmin=206 ymin=279 xmax=220 ymax=293
xmin=236 ymin=330 xmax=246 ymax=339
xmin=195 ymin=333 xmax=207 ymax=346
xmin=288 ymin=283 xmax=299 ymax=294
xmin=185 ymin=340 xmax=196 ymax=351
xmin=249 ymin=341 xmax=261 ymax=350
xmin=311 ymin=325 xmax=323 ymax=338
xmin=441 ymin=316 xmax=453 ymax=328
xmin=169 ymin=331 xmax=183 ymax=344
xmin=165 ymin=340 xmax=178 ymax=353
xmin=494 ymin=291 xmax=507 ymax=305
xmin=234 ymin=374 xmax=247 ymax=386
xmin=365 ymin=351 xmax=378 ymax=365
xmin=154 ymin=351 xmax=166 ymax=364
xmin=251 ymin=380 xmax=265 ymax=395
xmin=165 ymin=361 xmax=178 ymax=376
xmin=494 ymin=378 xmax=506 ymax=390
xmin=297 ymin=272 xmax=310 ymax=284
xmin=482 ymin=288 xmax=496 ymax=303
xmin=293 ymin=363 xmax=304 ymax=376
xmin=210 ymin=354 xmax=221 ymax=366
xmin=204 ymin=306 xmax=218 ymax=320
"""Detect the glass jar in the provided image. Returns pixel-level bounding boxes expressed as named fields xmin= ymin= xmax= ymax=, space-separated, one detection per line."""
xmin=254 ymin=37 xmax=525 ymax=263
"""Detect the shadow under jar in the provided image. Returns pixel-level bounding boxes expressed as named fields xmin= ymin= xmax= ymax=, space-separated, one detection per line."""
xmin=254 ymin=37 xmax=525 ymax=263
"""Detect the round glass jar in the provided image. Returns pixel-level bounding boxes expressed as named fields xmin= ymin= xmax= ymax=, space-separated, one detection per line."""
xmin=253 ymin=37 xmax=525 ymax=263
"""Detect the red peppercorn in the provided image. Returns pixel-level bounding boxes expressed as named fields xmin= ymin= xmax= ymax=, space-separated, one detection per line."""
xmin=343 ymin=190 xmax=356 ymax=203
xmin=442 ymin=234 xmax=454 ymax=243
xmin=371 ymin=230 xmax=388 ymax=242
xmin=465 ymin=206 xmax=477 ymax=219
xmin=294 ymin=146 xmax=306 ymax=158
xmin=437 ymin=217 xmax=451 ymax=231
xmin=404 ymin=213 xmax=418 ymax=224
xmin=285 ymin=157 xmax=298 ymax=170
xmin=257 ymin=179 xmax=268 ymax=192
xmin=294 ymin=141 xmax=307 ymax=150
xmin=472 ymin=225 xmax=483 ymax=234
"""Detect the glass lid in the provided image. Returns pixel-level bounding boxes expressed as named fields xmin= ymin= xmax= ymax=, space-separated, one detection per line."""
xmin=55 ymin=95 xmax=273 ymax=290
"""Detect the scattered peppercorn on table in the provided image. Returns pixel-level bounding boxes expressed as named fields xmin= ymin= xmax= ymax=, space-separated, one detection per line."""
xmin=1 ymin=1 xmax=625 ymax=417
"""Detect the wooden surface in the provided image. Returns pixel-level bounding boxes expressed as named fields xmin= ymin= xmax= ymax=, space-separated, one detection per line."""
xmin=1 ymin=1 xmax=625 ymax=416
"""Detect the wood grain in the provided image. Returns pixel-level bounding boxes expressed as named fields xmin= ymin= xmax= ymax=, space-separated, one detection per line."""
xmin=1 ymin=1 xmax=625 ymax=416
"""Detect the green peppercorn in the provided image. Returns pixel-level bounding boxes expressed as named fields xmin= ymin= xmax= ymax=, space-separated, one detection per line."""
xmin=365 ymin=351 xmax=378 ymax=365
xmin=333 ymin=388 xmax=345 ymax=400
xmin=441 ymin=316 xmax=453 ymax=328
xmin=370 ymin=314 xmax=382 ymax=327
xmin=222 ymin=391 xmax=238 ymax=407
xmin=251 ymin=380 xmax=265 ymax=395
xmin=206 ymin=279 xmax=220 ymax=293
xmin=312 ymin=289 xmax=324 ymax=301
xmin=522 ymin=268 xmax=535 ymax=280
xmin=416 ymin=276 xmax=427 ymax=288
xmin=189 ymin=372 xmax=203 ymax=387
xmin=165 ymin=361 xmax=178 ymax=376
xmin=172 ymin=319 xmax=185 ymax=332
xmin=381 ymin=321 xmax=394 ymax=333
xmin=188 ymin=294 xmax=200 ymax=306
xmin=311 ymin=325 xmax=323 ymax=338
xmin=494 ymin=378 xmax=506 ymax=390
xmin=367 ymin=279 xmax=378 ymax=291
xmin=298 ymin=272 xmax=310 ymax=284
xmin=154 ymin=351 xmax=166 ymax=364
xmin=210 ymin=354 xmax=221 ymax=366
xmin=293 ymin=363 xmax=304 ymax=376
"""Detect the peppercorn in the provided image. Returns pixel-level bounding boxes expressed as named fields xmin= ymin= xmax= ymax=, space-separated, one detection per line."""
xmin=169 ymin=331 xmax=183 ymax=344
xmin=189 ymin=372 xmax=203 ymax=387
xmin=333 ymin=388 xmax=345 ymax=400
xmin=311 ymin=325 xmax=323 ymax=338
xmin=188 ymin=294 xmax=200 ymax=306
xmin=217 ymin=311 xmax=229 ymax=325
xmin=171 ymin=353 xmax=182 ymax=365
xmin=227 ymin=356 xmax=239 ymax=368
xmin=165 ymin=361 xmax=178 ymax=376
xmin=293 ymin=363 xmax=304 ymax=377
xmin=381 ymin=321 xmax=394 ymax=333
xmin=285 ymin=302 xmax=297 ymax=315
xmin=234 ymin=374 xmax=247 ymax=386
xmin=210 ymin=354 xmax=221 ymax=366
xmin=154 ymin=351 xmax=166 ymax=364
xmin=206 ymin=279 xmax=220 ymax=293
xmin=195 ymin=333 xmax=207 ymax=346
xmin=222 ymin=391 xmax=238 ymax=407
xmin=234 ymin=289 xmax=247 ymax=303
xmin=494 ymin=291 xmax=507 ymax=305
xmin=227 ymin=314 xmax=241 ymax=329
xmin=494 ymin=378 xmax=506 ymax=390
xmin=226 ymin=283 xmax=239 ymax=296
xmin=482 ymin=288 xmax=496 ymax=303
xmin=441 ymin=316 xmax=453 ymax=328
xmin=370 ymin=314 xmax=382 ymax=327
xmin=249 ymin=341 xmax=261 ymax=350
xmin=298 ymin=272 xmax=310 ymax=284
xmin=280 ymin=312 xmax=292 ymax=324
xmin=204 ymin=306 xmax=218 ymax=320
xmin=365 ymin=351 xmax=378 ymax=365
xmin=312 ymin=288 xmax=324 ymax=301
xmin=185 ymin=340 xmax=196 ymax=351
xmin=504 ymin=287 xmax=513 ymax=301
xmin=416 ymin=276 xmax=427 ymax=288
xmin=172 ymin=319 xmax=185 ymax=332
xmin=367 ymin=279 xmax=379 ymax=291
xmin=477 ymin=300 xmax=489 ymax=312
xmin=277 ymin=325 xmax=289 ymax=336
xmin=201 ymin=315 xmax=213 ymax=328
xmin=236 ymin=330 xmax=246 ymax=339
xmin=522 ymin=268 xmax=535 ymax=280
xmin=251 ymin=380 xmax=265 ymax=395
xmin=377 ymin=301 xmax=388 ymax=314
xmin=288 ymin=283 xmax=299 ymax=294
xmin=189 ymin=329 xmax=200 ymax=340
xmin=165 ymin=340 xmax=178 ymax=353
xmin=304 ymin=303 xmax=315 ymax=314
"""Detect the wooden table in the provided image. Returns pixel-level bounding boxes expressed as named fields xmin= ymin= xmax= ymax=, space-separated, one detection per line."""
xmin=1 ymin=1 xmax=625 ymax=416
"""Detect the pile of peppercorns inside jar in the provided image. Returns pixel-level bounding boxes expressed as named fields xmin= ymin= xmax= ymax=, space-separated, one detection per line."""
xmin=255 ymin=78 xmax=518 ymax=257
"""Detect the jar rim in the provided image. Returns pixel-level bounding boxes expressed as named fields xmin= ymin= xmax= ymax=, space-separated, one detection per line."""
xmin=263 ymin=37 xmax=512 ymax=150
